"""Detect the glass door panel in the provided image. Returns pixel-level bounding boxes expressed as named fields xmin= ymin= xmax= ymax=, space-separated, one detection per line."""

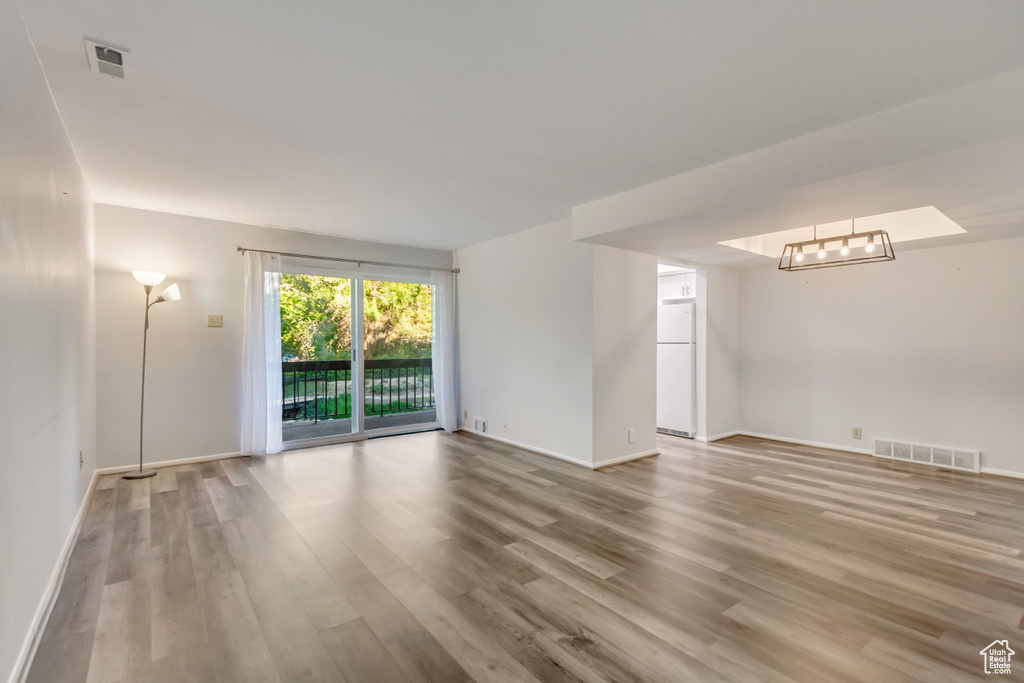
xmin=362 ymin=280 xmax=437 ymax=432
xmin=279 ymin=274 xmax=357 ymax=443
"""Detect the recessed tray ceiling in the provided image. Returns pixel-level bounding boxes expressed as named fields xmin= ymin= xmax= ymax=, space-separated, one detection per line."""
xmin=718 ymin=206 xmax=965 ymax=259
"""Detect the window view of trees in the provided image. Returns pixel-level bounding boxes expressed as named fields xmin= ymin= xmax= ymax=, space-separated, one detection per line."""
xmin=280 ymin=275 xmax=351 ymax=361
xmin=280 ymin=274 xmax=432 ymax=361
xmin=362 ymin=279 xmax=432 ymax=359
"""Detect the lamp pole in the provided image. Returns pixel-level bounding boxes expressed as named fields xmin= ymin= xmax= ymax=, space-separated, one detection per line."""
xmin=124 ymin=272 xmax=179 ymax=480
xmin=125 ymin=284 xmax=158 ymax=479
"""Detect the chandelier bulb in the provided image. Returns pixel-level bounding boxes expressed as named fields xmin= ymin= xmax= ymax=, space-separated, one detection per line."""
xmin=795 ymin=245 xmax=804 ymax=262
xmin=817 ymin=242 xmax=826 ymax=259
xmin=840 ymin=237 xmax=850 ymax=256
xmin=866 ymin=234 xmax=876 ymax=253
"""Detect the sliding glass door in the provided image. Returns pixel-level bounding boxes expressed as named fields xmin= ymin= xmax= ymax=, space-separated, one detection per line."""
xmin=362 ymin=279 xmax=435 ymax=433
xmin=279 ymin=274 xmax=359 ymax=443
xmin=279 ymin=269 xmax=438 ymax=446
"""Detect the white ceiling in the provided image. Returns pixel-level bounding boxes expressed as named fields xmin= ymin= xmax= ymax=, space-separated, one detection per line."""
xmin=18 ymin=1 xmax=1024 ymax=252
xmin=573 ymin=66 xmax=1024 ymax=266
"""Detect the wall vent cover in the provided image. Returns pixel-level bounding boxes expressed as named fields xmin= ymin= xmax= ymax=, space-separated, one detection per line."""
xmin=873 ymin=438 xmax=979 ymax=473
xmin=657 ymin=427 xmax=695 ymax=439
xmin=85 ymin=40 xmax=128 ymax=78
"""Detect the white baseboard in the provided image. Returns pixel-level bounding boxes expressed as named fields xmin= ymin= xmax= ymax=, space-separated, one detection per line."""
xmin=461 ymin=429 xmax=597 ymax=469
xmin=593 ymin=449 xmax=659 ymax=470
xmin=11 ymin=468 xmax=100 ymax=683
xmin=461 ymin=430 xmax=658 ymax=471
xmin=734 ymin=431 xmax=873 ymax=456
xmin=981 ymin=466 xmax=1024 ymax=480
xmin=699 ymin=431 xmax=1024 ymax=481
xmin=695 ymin=430 xmax=740 ymax=443
xmin=95 ymin=450 xmax=242 ymax=476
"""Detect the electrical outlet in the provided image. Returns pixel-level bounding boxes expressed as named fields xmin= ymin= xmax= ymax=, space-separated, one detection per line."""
xmin=79 ymin=450 xmax=83 ymax=468
xmin=463 ymin=409 xmax=468 ymax=420
xmin=852 ymin=427 xmax=862 ymax=440
xmin=207 ymin=314 xmax=223 ymax=327
xmin=628 ymin=428 xmax=636 ymax=444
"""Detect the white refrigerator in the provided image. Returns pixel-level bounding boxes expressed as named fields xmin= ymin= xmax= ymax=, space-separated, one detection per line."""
xmin=657 ymin=302 xmax=696 ymax=438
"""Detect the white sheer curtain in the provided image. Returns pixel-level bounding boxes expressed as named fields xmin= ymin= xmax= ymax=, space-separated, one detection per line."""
xmin=241 ymin=251 xmax=283 ymax=455
xmin=431 ymin=269 xmax=460 ymax=432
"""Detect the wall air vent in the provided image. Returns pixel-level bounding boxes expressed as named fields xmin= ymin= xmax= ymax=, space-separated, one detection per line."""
xmin=657 ymin=427 xmax=694 ymax=439
xmin=873 ymin=438 xmax=980 ymax=473
xmin=85 ymin=40 xmax=128 ymax=79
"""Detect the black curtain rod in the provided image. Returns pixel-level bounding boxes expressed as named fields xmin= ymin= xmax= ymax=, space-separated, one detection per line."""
xmin=234 ymin=245 xmax=459 ymax=273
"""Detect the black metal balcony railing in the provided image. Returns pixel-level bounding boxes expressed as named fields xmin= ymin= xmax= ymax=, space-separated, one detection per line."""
xmin=282 ymin=358 xmax=434 ymax=423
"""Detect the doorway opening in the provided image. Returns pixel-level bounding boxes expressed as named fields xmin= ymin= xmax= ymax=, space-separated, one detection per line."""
xmin=657 ymin=263 xmax=697 ymax=439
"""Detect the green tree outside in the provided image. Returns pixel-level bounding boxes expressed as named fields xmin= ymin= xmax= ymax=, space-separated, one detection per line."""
xmin=362 ymin=279 xmax=432 ymax=359
xmin=280 ymin=274 xmax=432 ymax=361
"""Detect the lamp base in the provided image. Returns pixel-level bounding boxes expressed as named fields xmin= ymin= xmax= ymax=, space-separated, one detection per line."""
xmin=123 ymin=469 xmax=158 ymax=480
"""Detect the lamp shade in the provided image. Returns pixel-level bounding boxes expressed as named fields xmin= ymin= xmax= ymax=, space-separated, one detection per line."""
xmin=133 ymin=270 xmax=166 ymax=286
xmin=160 ymin=283 xmax=181 ymax=302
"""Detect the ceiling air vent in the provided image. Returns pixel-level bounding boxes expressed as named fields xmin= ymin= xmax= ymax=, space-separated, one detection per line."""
xmin=85 ymin=40 xmax=128 ymax=79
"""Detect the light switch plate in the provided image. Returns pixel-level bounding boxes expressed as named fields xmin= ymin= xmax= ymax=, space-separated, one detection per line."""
xmin=208 ymin=314 xmax=223 ymax=327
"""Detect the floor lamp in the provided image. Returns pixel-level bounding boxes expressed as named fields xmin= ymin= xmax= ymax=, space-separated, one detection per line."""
xmin=125 ymin=270 xmax=181 ymax=480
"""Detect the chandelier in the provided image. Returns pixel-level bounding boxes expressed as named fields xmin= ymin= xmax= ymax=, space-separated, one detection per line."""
xmin=779 ymin=219 xmax=895 ymax=271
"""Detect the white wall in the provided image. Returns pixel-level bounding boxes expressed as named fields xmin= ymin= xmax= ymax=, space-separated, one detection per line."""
xmin=94 ymin=205 xmax=453 ymax=468
xmin=0 ymin=6 xmax=96 ymax=681
xmin=705 ymin=266 xmax=740 ymax=439
xmin=695 ymin=265 xmax=740 ymax=441
xmin=593 ymin=246 xmax=658 ymax=464
xmin=458 ymin=219 xmax=658 ymax=467
xmin=457 ymin=219 xmax=596 ymax=464
xmin=738 ymin=237 xmax=1024 ymax=475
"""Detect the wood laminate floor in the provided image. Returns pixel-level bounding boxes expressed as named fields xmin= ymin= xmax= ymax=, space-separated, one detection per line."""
xmin=27 ymin=432 xmax=1024 ymax=682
